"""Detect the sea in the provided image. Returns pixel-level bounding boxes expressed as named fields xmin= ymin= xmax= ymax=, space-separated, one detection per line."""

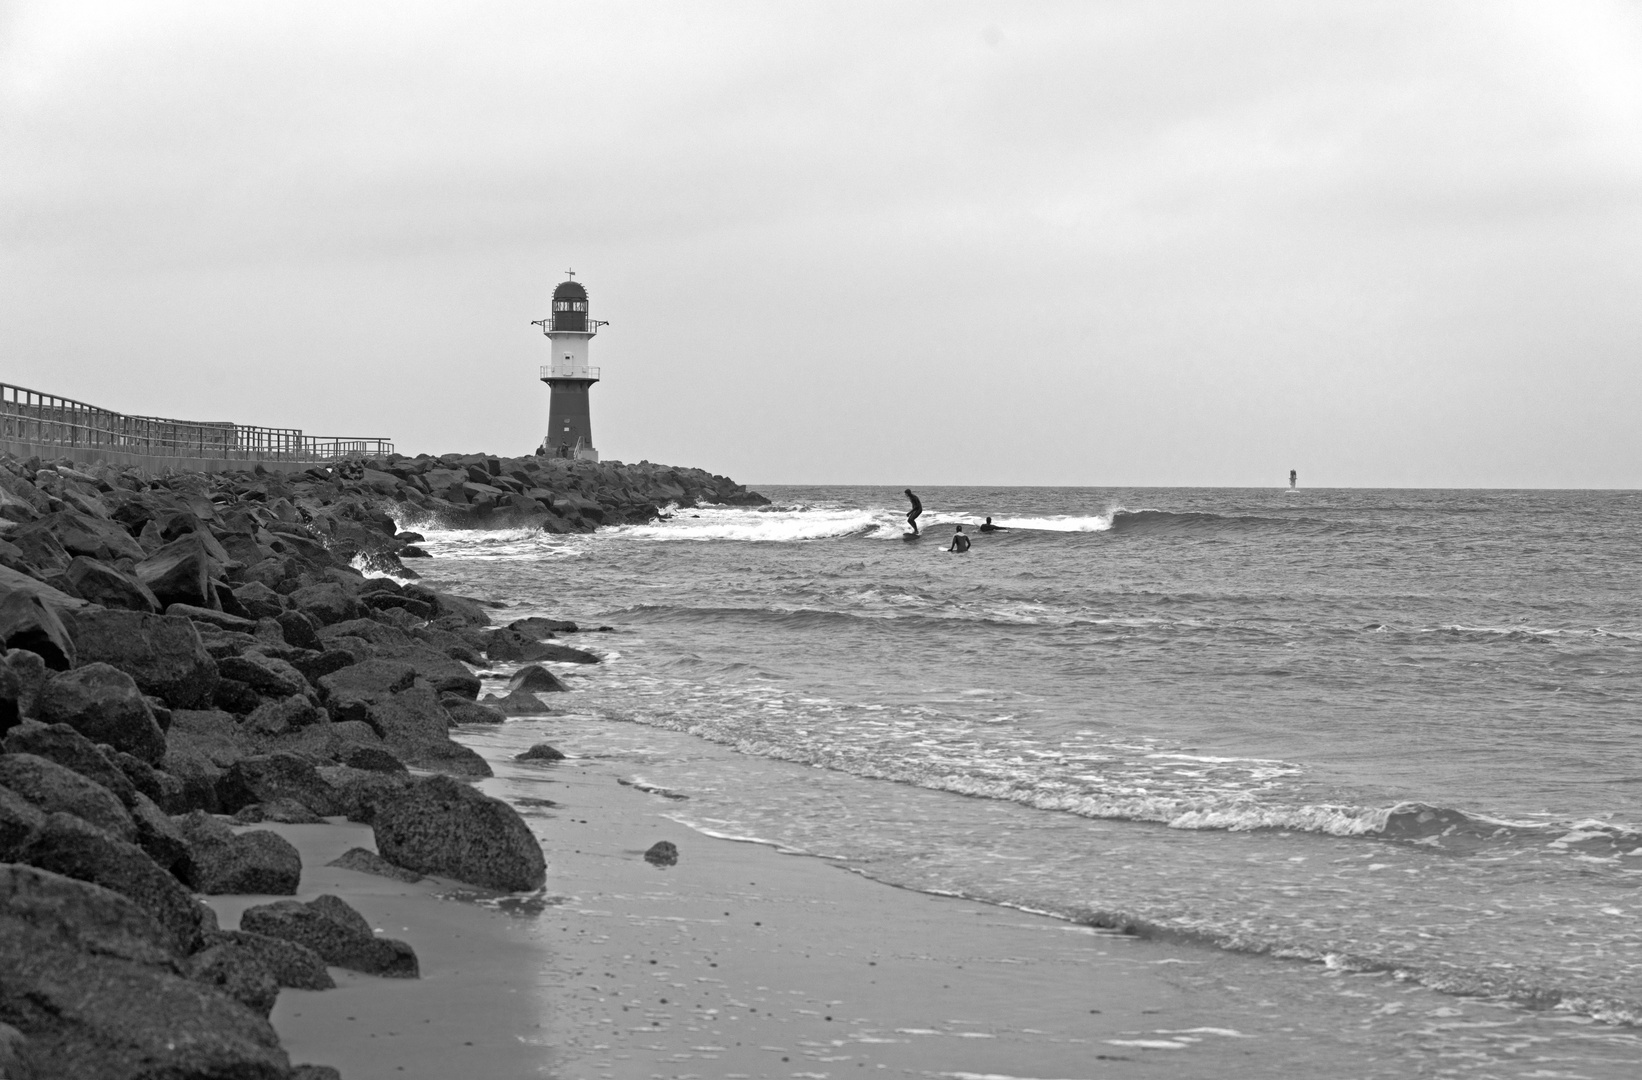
xmin=406 ymin=486 xmax=1642 ymax=1077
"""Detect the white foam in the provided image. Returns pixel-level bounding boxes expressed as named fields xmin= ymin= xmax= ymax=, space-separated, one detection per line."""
xmin=940 ymin=1074 xmax=1098 ymax=1080
xmin=989 ymin=513 xmax=1117 ymax=532
xmin=605 ymin=504 xmax=888 ymax=542
xmin=1105 ymin=1039 xmax=1187 ymax=1049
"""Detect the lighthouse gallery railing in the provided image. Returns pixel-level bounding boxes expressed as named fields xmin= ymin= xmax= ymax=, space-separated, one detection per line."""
xmin=0 ymin=382 xmax=393 ymax=462
xmin=539 ymin=361 xmax=600 ymax=380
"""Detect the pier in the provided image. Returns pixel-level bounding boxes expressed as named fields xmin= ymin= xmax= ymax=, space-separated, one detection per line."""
xmin=0 ymin=382 xmax=391 ymax=472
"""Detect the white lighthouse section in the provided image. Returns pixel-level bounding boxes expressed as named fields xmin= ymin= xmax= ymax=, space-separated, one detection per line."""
xmin=542 ymin=330 xmax=597 ymax=380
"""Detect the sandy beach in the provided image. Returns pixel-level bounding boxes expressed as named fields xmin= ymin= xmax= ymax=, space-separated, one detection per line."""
xmin=204 ymin=731 xmax=1502 ymax=1080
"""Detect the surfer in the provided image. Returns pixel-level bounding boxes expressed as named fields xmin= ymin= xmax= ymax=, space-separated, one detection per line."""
xmin=979 ymin=516 xmax=1005 ymax=533
xmin=905 ymin=489 xmax=922 ymax=535
xmin=948 ymin=525 xmax=971 ymax=553
xmin=1289 ymin=469 xmax=1297 ymax=489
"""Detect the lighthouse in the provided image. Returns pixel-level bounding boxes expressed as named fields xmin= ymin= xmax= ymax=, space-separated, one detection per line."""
xmin=532 ymin=270 xmax=607 ymax=461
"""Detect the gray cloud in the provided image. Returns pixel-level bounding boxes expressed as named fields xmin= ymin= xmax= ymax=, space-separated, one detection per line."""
xmin=3 ymin=1 xmax=1640 ymax=485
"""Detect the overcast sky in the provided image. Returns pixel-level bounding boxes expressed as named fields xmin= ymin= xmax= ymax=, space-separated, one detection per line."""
xmin=3 ymin=1 xmax=1640 ymax=486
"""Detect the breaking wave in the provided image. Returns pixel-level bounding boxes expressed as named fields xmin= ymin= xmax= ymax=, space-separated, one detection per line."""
xmin=606 ymin=504 xmax=883 ymax=542
xmin=900 ymin=771 xmax=1642 ymax=857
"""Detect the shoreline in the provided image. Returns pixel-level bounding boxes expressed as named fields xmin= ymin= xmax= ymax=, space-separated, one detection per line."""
xmin=241 ymin=737 xmax=1307 ymax=1080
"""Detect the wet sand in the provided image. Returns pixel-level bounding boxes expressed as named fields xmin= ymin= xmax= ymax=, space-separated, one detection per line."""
xmin=204 ymin=752 xmax=1399 ymax=1080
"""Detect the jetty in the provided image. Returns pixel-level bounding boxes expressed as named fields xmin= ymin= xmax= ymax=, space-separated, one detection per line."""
xmin=0 ymin=382 xmax=392 ymax=473
xmin=0 ymin=379 xmax=765 ymax=1078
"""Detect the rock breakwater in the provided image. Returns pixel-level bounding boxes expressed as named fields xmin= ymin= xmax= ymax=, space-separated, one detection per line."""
xmin=0 ymin=449 xmax=767 ymax=1079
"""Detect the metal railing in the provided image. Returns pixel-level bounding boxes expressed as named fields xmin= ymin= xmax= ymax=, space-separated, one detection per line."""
xmin=532 ymin=317 xmax=607 ymax=336
xmin=0 ymin=382 xmax=393 ymax=462
xmin=539 ymin=362 xmax=600 ymax=381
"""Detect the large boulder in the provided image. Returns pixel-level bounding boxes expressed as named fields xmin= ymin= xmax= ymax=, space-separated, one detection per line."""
xmin=373 ymin=774 xmax=545 ymax=891
xmin=288 ymin=647 xmax=354 ymax=685
xmin=33 ymin=511 xmax=146 ymax=563
xmin=274 ymin=610 xmax=323 ymax=650
xmin=0 ymin=474 xmax=51 ymax=520
xmin=160 ymin=709 xmax=250 ymax=813
xmin=0 ymin=591 xmax=77 ymax=671
xmin=326 ymin=846 xmax=423 ymax=883
xmin=442 ymin=695 xmax=506 ymax=724
xmin=422 ymin=590 xmax=491 ymax=626
xmin=0 ymin=863 xmax=176 ymax=966
xmin=480 ymin=688 xmax=556 ymax=716
xmin=0 ymin=565 xmax=84 ymax=622
xmin=487 ymin=628 xmax=599 ymax=664
xmin=288 ymin=583 xmax=364 ymax=626
xmin=0 ymin=784 xmax=46 ymax=859
xmin=174 ymin=812 xmax=302 ymax=896
xmin=374 ymin=644 xmax=480 ymax=699
xmin=63 ymin=557 xmax=160 ymax=613
xmin=2 ymin=648 xmax=50 ymax=725
xmin=332 ymin=742 xmax=407 ymax=774
xmin=315 ymin=764 xmax=412 ymax=823
xmin=217 ymin=652 xmax=308 ymax=699
xmin=231 ymin=582 xmax=287 ymax=620
xmin=0 ymin=920 xmax=289 ymax=1079
xmin=360 ymin=686 xmax=492 ymax=777
xmin=163 ymin=708 xmax=252 ymax=769
xmin=317 ymin=617 xmax=413 ymax=649
xmin=530 ymin=641 xmax=601 ymax=664
xmin=63 ymin=608 xmax=219 ymax=709
xmin=316 ymin=658 xmax=417 ymax=720
xmin=239 ymin=894 xmax=419 ymax=978
xmin=105 ymin=747 xmax=187 ymax=813
xmin=199 ymin=929 xmax=334 ymax=991
xmin=315 ymin=660 xmax=487 ymax=772
xmin=507 ymin=664 xmax=569 ymax=694
xmin=2 ymin=721 xmax=138 ymax=806
xmin=243 ymin=694 xmax=323 ymax=737
xmin=216 ymin=753 xmax=341 ymax=817
xmin=14 ymin=812 xmax=205 ymax=953
xmin=183 ymin=941 xmax=280 ymax=1017
xmin=0 ymin=753 xmax=136 ymax=841
xmin=128 ymin=791 xmax=193 ymax=878
xmin=135 ymin=532 xmax=219 ymax=609
xmin=31 ymin=664 xmax=167 ymax=765
xmin=508 ymin=616 xmax=577 ymax=635
xmin=6 ymin=522 xmax=70 ymax=572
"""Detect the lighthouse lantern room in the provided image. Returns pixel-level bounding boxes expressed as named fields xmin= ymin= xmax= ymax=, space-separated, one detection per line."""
xmin=533 ymin=270 xmax=607 ymax=461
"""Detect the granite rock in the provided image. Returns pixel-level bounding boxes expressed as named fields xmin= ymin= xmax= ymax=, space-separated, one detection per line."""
xmin=31 ymin=664 xmax=167 ymax=764
xmin=239 ymin=894 xmax=418 ymax=978
xmin=373 ymin=774 xmax=545 ymax=891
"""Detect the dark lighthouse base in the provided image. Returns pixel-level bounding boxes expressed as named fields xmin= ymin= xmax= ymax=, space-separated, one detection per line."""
xmin=542 ymin=377 xmax=598 ymax=461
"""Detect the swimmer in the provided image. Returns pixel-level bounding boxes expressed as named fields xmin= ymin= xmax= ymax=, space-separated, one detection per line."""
xmin=905 ymin=489 xmax=923 ymax=535
xmin=948 ymin=525 xmax=971 ymax=553
xmin=978 ymin=516 xmax=1005 ymax=533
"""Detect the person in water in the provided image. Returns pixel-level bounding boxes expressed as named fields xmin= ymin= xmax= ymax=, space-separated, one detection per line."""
xmin=905 ymin=489 xmax=922 ymax=535
xmin=1289 ymin=469 xmax=1297 ymax=489
xmin=948 ymin=525 xmax=971 ymax=553
xmin=979 ymin=516 xmax=1005 ymax=533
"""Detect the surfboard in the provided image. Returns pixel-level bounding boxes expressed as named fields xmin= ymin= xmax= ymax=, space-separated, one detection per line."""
xmin=903 ymin=532 xmax=921 ymax=541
